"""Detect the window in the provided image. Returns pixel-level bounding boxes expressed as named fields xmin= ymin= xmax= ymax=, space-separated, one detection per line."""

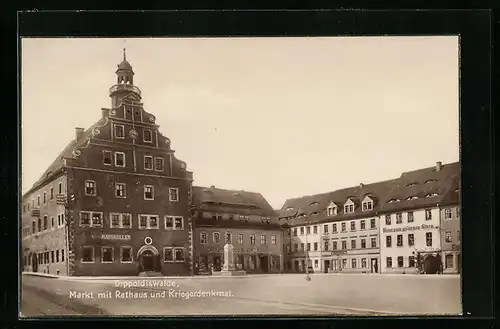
xmin=323 ymin=225 xmax=328 ymax=233
xmin=386 ymin=257 xmax=392 ymax=268
xmin=385 ymin=215 xmax=391 ymax=225
xmin=212 ymin=232 xmax=220 ymax=244
xmin=164 ymin=216 xmax=183 ymax=230
xmin=250 ymin=235 xmax=256 ymax=245
xmin=397 ymin=234 xmax=403 ymax=247
xmin=260 ymin=234 xmax=267 ymax=245
xmin=110 ymin=213 xmax=132 ymax=228
xmin=169 ymin=188 xmax=179 ymax=202
xmin=306 ymin=226 xmax=311 ymax=235
xmin=58 ymin=182 xmax=62 ymax=194
xmin=164 ymin=248 xmax=174 ymax=262
xmin=314 ymin=260 xmax=319 ymax=268
xmin=350 ymin=221 xmax=356 ymax=231
xmin=293 ymin=228 xmax=298 ymax=236
xmin=426 ymin=232 xmax=433 ymax=247
xmin=144 ymin=185 xmax=154 ymax=200
xmin=332 ymin=241 xmax=337 ymax=250
xmin=371 ymin=237 xmax=377 ymax=248
xmin=333 ymin=224 xmax=337 ymax=232
xmin=225 ymin=232 xmax=232 ymax=244
xmin=341 ymin=241 xmax=347 ymax=249
xmin=397 ymin=256 xmax=404 ymax=268
xmin=408 ymin=234 xmax=415 ymax=247
xmin=155 ymin=157 xmax=164 ymax=171
xmin=51 ymin=217 xmax=54 ymax=228
xmin=43 ymin=216 xmax=48 ymax=230
xmin=445 ymin=254 xmax=454 ymax=268
xmin=112 ymin=183 xmax=126 ymax=198
xmin=43 ymin=192 xmax=46 ymax=203
xmin=200 ymin=232 xmax=208 ymax=244
xmin=306 ymin=243 xmax=311 ymax=251
xmin=143 ymin=156 xmax=153 ymax=170
xmin=342 ymin=259 xmax=347 ymax=268
xmin=445 ymin=208 xmax=452 ymax=219
xmin=360 ymin=220 xmax=366 ymax=230
xmin=456 ymin=207 xmax=460 ymax=218
xmin=115 ymin=152 xmax=125 ymax=167
xmin=344 ymin=203 xmax=354 ymax=213
xmin=445 ymin=231 xmax=452 ymax=243
xmin=56 ymin=250 xmax=60 ymax=262
xmin=327 ymin=206 xmax=337 ymax=216
xmin=362 ymin=201 xmax=373 ymax=211
xmin=238 ymin=234 xmax=244 ymax=244
xmin=341 ymin=223 xmax=346 ymax=232
xmin=300 ymin=243 xmax=305 ymax=251
xmin=409 ymin=256 xmax=415 ymax=267
xmin=370 ymin=218 xmax=376 ymax=229
xmin=115 ymin=124 xmax=125 ymax=138
xmin=50 ymin=187 xmax=54 ymax=200
xmin=174 ymin=248 xmax=185 ymax=262
xmin=80 ymin=211 xmax=90 ymax=226
xmin=294 ymin=244 xmax=298 ymax=252
xmin=51 ymin=251 xmax=54 ymax=263
xmin=351 ymin=240 xmax=356 ymax=249
xmin=81 ymin=246 xmax=94 ymax=263
xmin=143 ymin=129 xmax=152 ymax=142
xmin=38 ymin=218 xmax=41 ymax=232
xmin=313 ymin=242 xmax=318 ymax=251
xmin=103 ymin=150 xmax=112 ymax=165
xmin=425 ymin=209 xmax=432 ymax=220
xmin=37 ymin=196 xmax=40 ymax=206
xmin=407 ymin=212 xmax=414 ymax=223
xmin=396 ymin=213 xmax=403 ymax=224
xmin=361 ymin=258 xmax=367 ymax=268
xmin=271 ymin=235 xmax=276 ymax=245
xmin=229 ymin=214 xmax=234 ymax=220
xmin=361 ymin=239 xmax=366 ymax=249
xmin=313 ymin=226 xmax=318 ymax=234
xmin=139 ymin=215 xmax=159 ymax=229
xmin=324 ymin=241 xmax=329 ymax=251
xmin=121 ymin=246 xmax=133 ymax=263
xmin=102 ymin=247 xmax=114 ymax=263
xmin=85 ymin=180 xmax=96 ymax=196
xmin=386 ymin=236 xmax=392 ymax=247
xmin=352 ymin=259 xmax=357 ymax=268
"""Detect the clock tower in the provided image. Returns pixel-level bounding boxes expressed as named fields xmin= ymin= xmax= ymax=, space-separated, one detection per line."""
xmin=109 ymin=48 xmax=142 ymax=108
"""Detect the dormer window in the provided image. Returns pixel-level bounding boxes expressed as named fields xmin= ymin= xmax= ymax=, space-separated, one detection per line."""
xmin=406 ymin=183 xmax=418 ymax=187
xmin=388 ymin=199 xmax=401 ymax=203
xmin=361 ymin=196 xmax=373 ymax=211
xmin=309 ymin=202 xmax=319 ymax=206
xmin=311 ymin=212 xmax=319 ymax=216
xmin=406 ymin=196 xmax=418 ymax=200
xmin=344 ymin=199 xmax=355 ymax=214
xmin=285 ymin=207 xmax=294 ymax=211
xmin=425 ymin=179 xmax=438 ymax=184
xmin=425 ymin=193 xmax=439 ymax=198
xmin=327 ymin=206 xmax=337 ymax=216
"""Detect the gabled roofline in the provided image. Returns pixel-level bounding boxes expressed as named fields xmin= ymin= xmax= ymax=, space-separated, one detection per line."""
xmin=22 ymin=167 xmax=66 ymax=199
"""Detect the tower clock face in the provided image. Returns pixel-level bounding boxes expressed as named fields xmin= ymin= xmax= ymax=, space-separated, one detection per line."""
xmin=149 ymin=115 xmax=156 ymax=123
xmin=129 ymin=129 xmax=138 ymax=139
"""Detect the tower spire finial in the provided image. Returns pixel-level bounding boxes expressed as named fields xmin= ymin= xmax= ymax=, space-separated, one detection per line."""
xmin=123 ymin=48 xmax=126 ymax=61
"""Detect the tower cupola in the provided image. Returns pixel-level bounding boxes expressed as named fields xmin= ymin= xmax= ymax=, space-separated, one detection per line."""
xmin=109 ymin=48 xmax=142 ymax=108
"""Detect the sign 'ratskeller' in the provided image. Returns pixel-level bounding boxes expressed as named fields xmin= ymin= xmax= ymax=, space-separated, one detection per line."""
xmin=382 ymin=224 xmax=439 ymax=233
xmin=92 ymin=234 xmax=131 ymax=240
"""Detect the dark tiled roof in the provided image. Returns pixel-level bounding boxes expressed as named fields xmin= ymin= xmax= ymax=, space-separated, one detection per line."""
xmin=192 ymin=186 xmax=277 ymax=218
xmin=195 ymin=218 xmax=282 ymax=230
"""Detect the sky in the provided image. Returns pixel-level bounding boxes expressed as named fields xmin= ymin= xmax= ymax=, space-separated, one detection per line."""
xmin=21 ymin=37 xmax=459 ymax=209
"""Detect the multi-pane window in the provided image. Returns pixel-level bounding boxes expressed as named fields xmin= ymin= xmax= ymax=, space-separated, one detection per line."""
xmin=110 ymin=213 xmax=132 ymax=228
xmin=139 ymin=215 xmax=159 ymax=229
xmin=341 ymin=223 xmax=346 ymax=232
xmin=121 ymin=246 xmax=133 ymax=262
xmin=143 ymin=129 xmax=152 ymax=142
xmin=165 ymin=216 xmax=183 ymax=230
xmin=250 ymin=234 xmax=256 ymax=245
xmin=85 ymin=180 xmax=96 ymax=195
xmin=386 ymin=236 xmax=392 ymax=247
xmin=350 ymin=221 xmax=356 ymax=231
xmin=396 ymin=213 xmax=403 ymax=224
xmin=362 ymin=201 xmax=373 ymax=211
xmin=386 ymin=257 xmax=392 ymax=268
xmin=397 ymin=235 xmax=403 ymax=247
xmin=425 ymin=209 xmax=432 ymax=220
xmin=155 ymin=157 xmax=164 ymax=171
xmin=408 ymin=233 xmax=415 ymax=246
xmin=445 ymin=231 xmax=452 ymax=243
xmin=103 ymin=150 xmax=112 ymax=165
xmin=238 ymin=234 xmax=244 ymax=244
xmin=397 ymin=256 xmax=404 ymax=267
xmin=80 ymin=211 xmax=102 ymax=227
xmin=293 ymin=228 xmax=298 ymax=236
xmin=341 ymin=241 xmax=347 ymax=249
xmin=81 ymin=246 xmax=94 ymax=263
xmin=115 ymin=124 xmax=125 ymax=138
xmin=313 ymin=226 xmax=318 ymax=234
xmin=144 ymin=156 xmax=153 ymax=170
xmin=164 ymin=248 xmax=174 ymax=262
xmin=225 ymin=232 xmax=232 ymax=244
xmin=370 ymin=218 xmax=376 ymax=229
xmin=371 ymin=237 xmax=377 ymax=248
xmin=324 ymin=241 xmax=329 ymax=251
xmin=407 ymin=211 xmax=414 ymax=223
xmin=200 ymin=232 xmax=208 ymax=244
xmin=426 ymin=232 xmax=433 ymax=246
xmin=344 ymin=204 xmax=354 ymax=213
xmin=144 ymin=185 xmax=154 ymax=200
xmin=360 ymin=220 xmax=366 ymax=230
xmin=261 ymin=234 xmax=267 ymax=245
xmin=445 ymin=208 xmax=452 ymax=219
xmin=362 ymin=258 xmax=367 ymax=268
xmin=361 ymin=239 xmax=366 ymax=248
xmin=327 ymin=206 xmax=337 ymax=216
xmin=115 ymin=183 xmax=126 ymax=198
xmin=169 ymin=188 xmax=179 ymax=202
xmin=352 ymin=259 xmax=357 ymax=268
xmin=409 ymin=256 xmax=415 ymax=267
xmin=102 ymin=247 xmax=114 ymax=263
xmin=115 ymin=152 xmax=125 ymax=167
xmin=306 ymin=243 xmax=311 ymax=251
xmin=445 ymin=254 xmax=454 ymax=268
xmin=271 ymin=235 xmax=276 ymax=245
xmin=56 ymin=250 xmax=60 ymax=262
xmin=175 ymin=248 xmax=185 ymax=262
xmin=323 ymin=225 xmax=329 ymax=233
xmin=385 ymin=215 xmax=391 ymax=225
xmin=313 ymin=242 xmax=318 ymax=251
xmin=351 ymin=240 xmax=356 ymax=249
xmin=211 ymin=232 xmax=220 ymax=244
xmin=333 ymin=224 xmax=337 ymax=232
xmin=306 ymin=227 xmax=311 ymax=235
xmin=332 ymin=241 xmax=337 ymax=250
xmin=300 ymin=243 xmax=305 ymax=251
xmin=294 ymin=244 xmax=298 ymax=252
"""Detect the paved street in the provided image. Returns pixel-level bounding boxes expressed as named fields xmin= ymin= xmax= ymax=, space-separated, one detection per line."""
xmin=21 ymin=273 xmax=461 ymax=317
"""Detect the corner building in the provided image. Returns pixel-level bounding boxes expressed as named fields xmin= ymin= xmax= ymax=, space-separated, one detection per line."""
xmin=22 ymin=52 xmax=194 ymax=276
xmin=191 ymin=186 xmax=284 ymax=274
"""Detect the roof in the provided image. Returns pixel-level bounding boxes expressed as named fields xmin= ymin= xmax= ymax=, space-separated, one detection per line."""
xmin=23 ymin=118 xmax=104 ymax=198
xmin=117 ymin=59 xmax=133 ymax=71
xmin=279 ymin=179 xmax=398 ymax=226
xmin=191 ymin=186 xmax=277 ymax=218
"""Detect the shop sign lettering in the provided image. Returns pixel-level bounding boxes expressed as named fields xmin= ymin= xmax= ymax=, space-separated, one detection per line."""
xmin=207 ymin=247 xmax=260 ymax=253
xmin=92 ymin=234 xmax=131 ymax=240
xmin=383 ymin=224 xmax=439 ymax=233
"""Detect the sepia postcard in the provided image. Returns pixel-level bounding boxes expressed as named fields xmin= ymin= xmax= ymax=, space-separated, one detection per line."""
xmin=20 ymin=36 xmax=461 ymax=317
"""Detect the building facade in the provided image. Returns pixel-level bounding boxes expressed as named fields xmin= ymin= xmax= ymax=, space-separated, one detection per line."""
xmin=192 ymin=186 xmax=284 ymax=274
xmin=22 ymin=52 xmax=194 ymax=276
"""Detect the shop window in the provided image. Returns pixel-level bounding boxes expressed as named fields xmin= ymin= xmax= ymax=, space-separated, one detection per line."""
xmin=81 ymin=246 xmax=94 ymax=263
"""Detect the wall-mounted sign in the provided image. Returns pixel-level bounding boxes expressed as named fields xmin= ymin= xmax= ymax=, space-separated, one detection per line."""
xmin=330 ymin=250 xmax=347 ymax=256
xmin=206 ymin=247 xmax=261 ymax=253
xmin=92 ymin=234 xmax=131 ymax=240
xmin=382 ymin=224 xmax=439 ymax=234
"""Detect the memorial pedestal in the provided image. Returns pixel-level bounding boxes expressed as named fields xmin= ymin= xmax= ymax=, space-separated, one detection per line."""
xmin=212 ymin=243 xmax=246 ymax=276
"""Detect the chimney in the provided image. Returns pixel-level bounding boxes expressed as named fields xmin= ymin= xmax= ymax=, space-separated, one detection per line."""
xmin=359 ymin=183 xmax=364 ymax=188
xmin=210 ymin=185 xmax=215 ymax=189
xmin=436 ymin=161 xmax=443 ymax=171
xmin=75 ymin=127 xmax=85 ymax=142
xmin=101 ymin=108 xmax=110 ymax=118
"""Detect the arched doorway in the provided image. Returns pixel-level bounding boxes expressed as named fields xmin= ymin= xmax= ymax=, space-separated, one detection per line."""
xmin=137 ymin=245 xmax=160 ymax=272
xmin=32 ymin=253 xmax=38 ymax=272
xmin=423 ymin=254 xmax=440 ymax=274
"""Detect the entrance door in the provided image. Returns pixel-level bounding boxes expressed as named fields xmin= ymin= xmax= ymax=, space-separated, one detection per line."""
xmin=141 ymin=250 xmax=155 ymax=272
xmin=324 ymin=260 xmax=330 ymax=273
xmin=371 ymin=258 xmax=378 ymax=273
xmin=260 ymin=255 xmax=269 ymax=272
xmin=213 ymin=256 xmax=222 ymax=271
xmin=32 ymin=254 xmax=38 ymax=273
